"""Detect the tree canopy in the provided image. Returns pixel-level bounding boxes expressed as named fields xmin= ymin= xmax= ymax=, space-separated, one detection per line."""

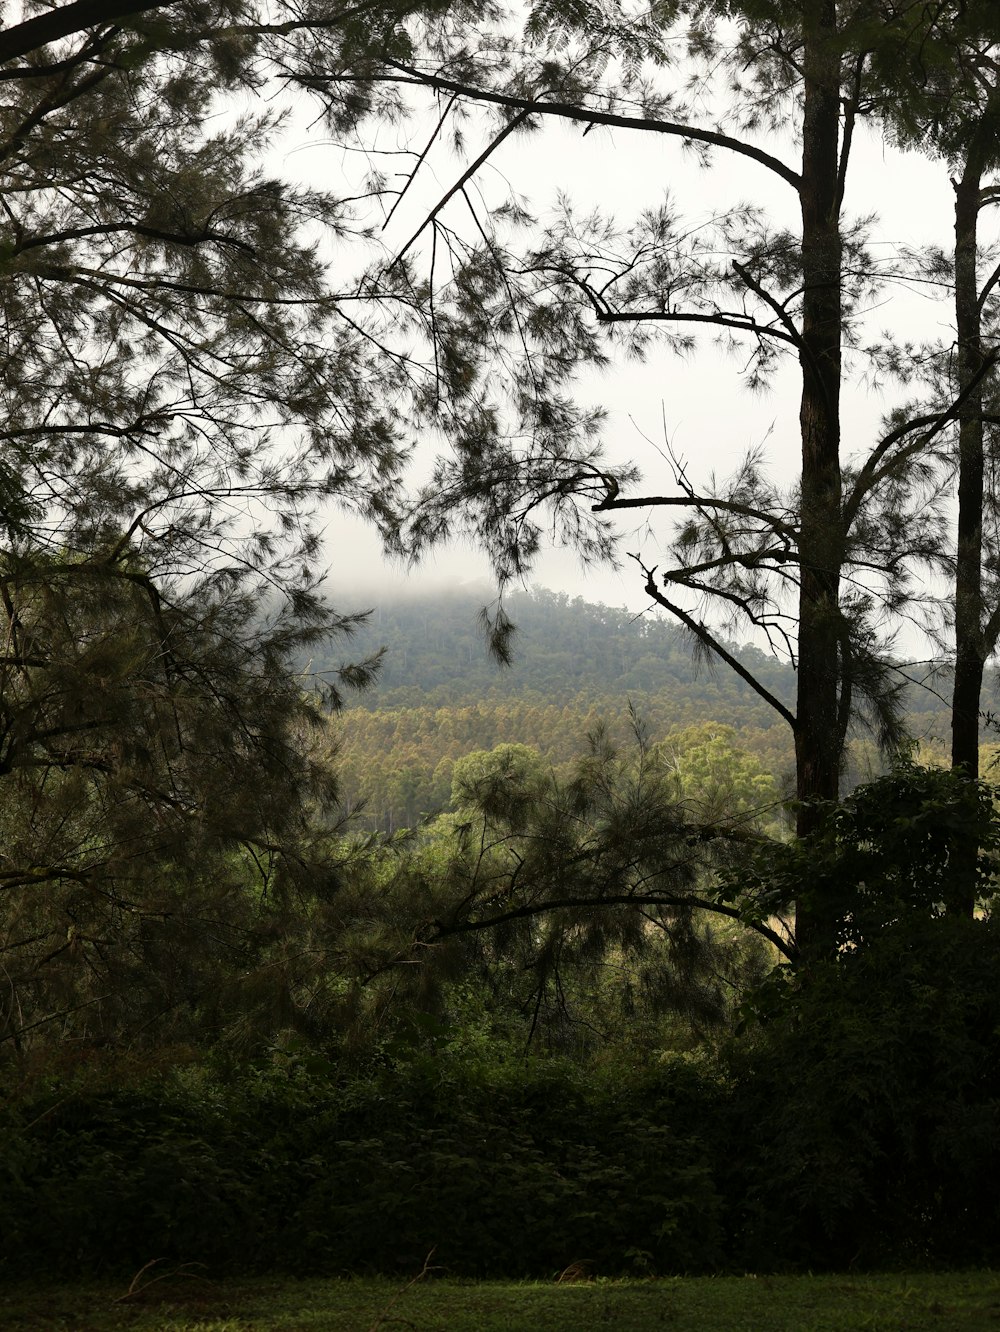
xmin=0 ymin=0 xmax=440 ymax=1056
xmin=4 ymin=0 xmax=1000 ymax=1053
xmin=300 ymin=0 xmax=1000 ymax=949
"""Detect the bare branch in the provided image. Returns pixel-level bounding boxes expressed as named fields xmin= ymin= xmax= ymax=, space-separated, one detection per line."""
xmin=389 ymin=111 xmax=529 ymax=268
xmin=845 ymin=348 xmax=1000 ymax=530
xmin=732 ymin=260 xmax=807 ymax=354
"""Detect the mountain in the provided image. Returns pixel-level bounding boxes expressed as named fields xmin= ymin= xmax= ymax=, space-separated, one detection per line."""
xmin=310 ymin=585 xmax=959 ymax=832
xmin=321 ymin=584 xmax=796 ymax=718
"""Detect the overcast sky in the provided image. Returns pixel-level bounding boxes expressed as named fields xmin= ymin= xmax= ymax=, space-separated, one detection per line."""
xmin=277 ymin=74 xmax=977 ymax=649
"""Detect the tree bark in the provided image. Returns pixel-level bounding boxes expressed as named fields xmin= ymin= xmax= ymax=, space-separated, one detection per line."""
xmin=793 ymin=0 xmax=845 ymax=959
xmin=950 ymin=153 xmax=987 ymax=916
xmin=0 ymin=0 xmax=171 ymax=65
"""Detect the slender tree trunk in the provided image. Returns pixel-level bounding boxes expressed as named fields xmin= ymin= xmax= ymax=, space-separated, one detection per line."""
xmin=950 ymin=157 xmax=986 ymax=916
xmin=794 ymin=0 xmax=845 ymax=959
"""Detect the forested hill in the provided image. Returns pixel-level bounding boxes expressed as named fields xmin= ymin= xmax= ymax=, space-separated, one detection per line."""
xmin=317 ymin=586 xmax=955 ymax=831
xmin=316 ymin=586 xmax=801 ymax=831
xmin=324 ymin=585 xmax=796 ymax=720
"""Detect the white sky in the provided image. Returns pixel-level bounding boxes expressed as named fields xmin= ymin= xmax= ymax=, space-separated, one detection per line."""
xmin=276 ymin=79 xmax=978 ymax=646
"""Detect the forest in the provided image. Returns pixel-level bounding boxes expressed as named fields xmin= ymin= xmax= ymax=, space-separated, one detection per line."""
xmin=325 ymin=584 xmax=992 ymax=830
xmin=2 ymin=0 xmax=1000 ymax=1319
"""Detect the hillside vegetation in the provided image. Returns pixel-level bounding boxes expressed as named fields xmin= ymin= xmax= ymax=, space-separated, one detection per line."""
xmin=317 ymin=586 xmax=954 ymax=831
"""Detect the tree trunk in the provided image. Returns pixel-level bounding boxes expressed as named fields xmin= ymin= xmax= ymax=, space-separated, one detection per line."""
xmin=794 ymin=0 xmax=845 ymax=959
xmin=950 ymin=157 xmax=986 ymax=917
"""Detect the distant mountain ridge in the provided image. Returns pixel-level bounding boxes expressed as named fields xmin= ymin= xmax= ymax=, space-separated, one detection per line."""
xmin=324 ymin=585 xmax=796 ymax=721
xmin=315 ymin=585 xmax=958 ymax=831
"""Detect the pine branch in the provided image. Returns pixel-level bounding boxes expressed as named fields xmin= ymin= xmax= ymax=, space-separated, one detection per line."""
xmin=595 ymin=307 xmax=799 ymax=346
xmin=593 ymin=490 xmax=798 ymax=540
xmin=318 ymin=61 xmax=804 ymax=191
xmin=639 ymin=566 xmax=797 ymax=730
xmin=0 ymin=0 xmax=169 ymax=65
xmin=389 ymin=110 xmax=529 ymax=269
xmin=428 ymin=890 xmax=794 ymax=960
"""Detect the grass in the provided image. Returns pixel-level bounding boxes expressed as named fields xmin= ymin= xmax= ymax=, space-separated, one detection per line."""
xmin=2 ymin=1271 xmax=999 ymax=1332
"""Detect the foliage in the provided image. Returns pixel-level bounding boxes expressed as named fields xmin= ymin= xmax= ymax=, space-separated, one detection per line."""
xmin=333 ymin=696 xmax=796 ymax=835
xmin=0 ymin=540 xmax=386 ymax=1067
xmin=327 ymin=587 xmax=797 ymax=713
xmin=719 ymin=762 xmax=1000 ymax=946
xmin=655 ymin=722 xmax=783 ymax=832
xmin=0 ymin=1 xmax=464 ymax=1068
xmin=713 ymin=767 xmax=1000 ymax=1268
xmin=0 ymin=1 xmax=416 ymax=562
xmin=5 ymin=11 xmax=1000 ymax=1293
xmin=0 ymin=1053 xmax=726 ymax=1280
xmin=727 ymin=914 xmax=1000 ymax=1270
xmin=5 ymin=963 xmax=1000 ymax=1284
xmin=310 ymin=0 xmax=1000 ymax=952
xmin=323 ymin=585 xmax=804 ymax=831
xmin=450 ymin=741 xmax=549 ymax=807
xmin=329 ymin=714 xmax=784 ymax=1061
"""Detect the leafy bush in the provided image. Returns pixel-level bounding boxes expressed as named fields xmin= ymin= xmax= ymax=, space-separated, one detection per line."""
xmin=708 ymin=765 xmax=1000 ymax=1269
xmin=0 ymin=1053 xmax=726 ymax=1280
xmin=0 ymin=1082 xmax=258 ymax=1276
xmin=251 ymin=1054 xmax=726 ymax=1276
xmin=726 ymin=915 xmax=1000 ymax=1270
xmin=6 ymin=935 xmax=998 ymax=1283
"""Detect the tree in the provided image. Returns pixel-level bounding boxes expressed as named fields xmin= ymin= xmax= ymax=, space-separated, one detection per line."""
xmin=450 ymin=741 xmax=548 ymax=806
xmin=310 ymin=0 xmax=982 ymax=955
xmin=0 ymin=0 xmax=174 ymax=66
xmin=867 ymin=3 xmax=1000 ymax=913
xmin=726 ymin=763 xmax=1000 ymax=1267
xmin=0 ymin=546 xmax=371 ymax=1059
xmin=657 ymin=723 xmax=783 ymax=834
xmin=343 ymin=719 xmax=780 ymax=1053
xmin=0 ymin=0 xmax=472 ymax=1060
xmin=6 ymin=0 xmax=992 ymax=999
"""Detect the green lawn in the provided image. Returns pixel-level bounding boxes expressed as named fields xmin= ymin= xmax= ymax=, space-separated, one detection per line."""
xmin=2 ymin=1272 xmax=999 ymax=1331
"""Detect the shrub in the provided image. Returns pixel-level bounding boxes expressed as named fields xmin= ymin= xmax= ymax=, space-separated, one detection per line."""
xmin=725 ymin=916 xmax=1000 ymax=1269
xmin=0 ymin=1052 xmax=727 ymax=1279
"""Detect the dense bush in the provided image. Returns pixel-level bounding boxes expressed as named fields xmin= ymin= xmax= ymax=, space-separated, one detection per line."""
xmin=5 ymin=896 xmax=999 ymax=1277
xmin=725 ymin=916 xmax=1000 ymax=1270
xmin=0 ymin=1052 xmax=725 ymax=1280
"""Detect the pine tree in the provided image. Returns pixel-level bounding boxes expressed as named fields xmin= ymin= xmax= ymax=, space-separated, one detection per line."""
xmin=312 ymin=1 xmax=992 ymax=955
xmin=0 ymin=1 xmax=448 ymax=1060
xmin=867 ymin=1 xmax=1000 ymax=913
